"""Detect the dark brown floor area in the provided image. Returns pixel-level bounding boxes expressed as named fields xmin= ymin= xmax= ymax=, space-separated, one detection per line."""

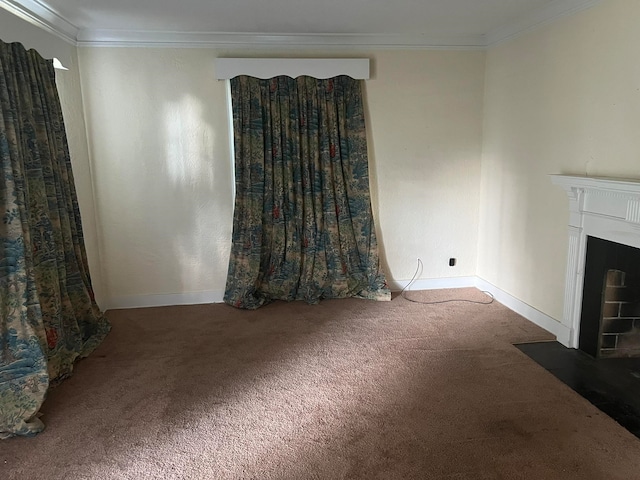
xmin=516 ymin=341 xmax=640 ymax=438
xmin=3 ymin=289 xmax=640 ymax=479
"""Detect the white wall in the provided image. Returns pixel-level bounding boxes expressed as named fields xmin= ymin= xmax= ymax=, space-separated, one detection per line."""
xmin=77 ymin=47 xmax=486 ymax=307
xmin=77 ymin=48 xmax=234 ymax=307
xmin=7 ymin=0 xmax=640 ymax=330
xmin=367 ymin=51 xmax=484 ymax=285
xmin=1 ymin=8 xmax=104 ymax=306
xmin=479 ymin=0 xmax=640 ymax=321
xmin=11 ymin=0 xmax=634 ymax=322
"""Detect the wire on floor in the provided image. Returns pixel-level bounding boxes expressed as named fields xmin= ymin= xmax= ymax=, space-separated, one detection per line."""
xmin=400 ymin=259 xmax=494 ymax=305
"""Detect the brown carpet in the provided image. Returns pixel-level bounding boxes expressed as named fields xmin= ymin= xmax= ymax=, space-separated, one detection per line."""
xmin=2 ymin=288 xmax=640 ymax=479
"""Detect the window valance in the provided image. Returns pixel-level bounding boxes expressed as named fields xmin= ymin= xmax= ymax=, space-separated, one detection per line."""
xmin=214 ymin=58 xmax=370 ymax=80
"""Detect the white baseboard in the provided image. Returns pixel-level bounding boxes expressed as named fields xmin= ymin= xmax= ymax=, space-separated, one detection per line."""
xmin=389 ymin=276 xmax=477 ymax=292
xmin=474 ymin=277 xmax=571 ymax=347
xmin=102 ymin=277 xmax=571 ymax=348
xmin=106 ymin=290 xmax=225 ymax=310
xmin=106 ymin=278 xmax=477 ymax=310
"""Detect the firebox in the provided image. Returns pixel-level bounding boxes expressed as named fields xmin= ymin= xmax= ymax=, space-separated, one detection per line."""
xmin=580 ymin=236 xmax=640 ymax=358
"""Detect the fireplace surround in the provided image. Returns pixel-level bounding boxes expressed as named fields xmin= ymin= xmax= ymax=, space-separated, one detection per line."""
xmin=552 ymin=175 xmax=640 ymax=352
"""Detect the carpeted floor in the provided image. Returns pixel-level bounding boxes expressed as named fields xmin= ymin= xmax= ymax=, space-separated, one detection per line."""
xmin=2 ymin=288 xmax=640 ymax=479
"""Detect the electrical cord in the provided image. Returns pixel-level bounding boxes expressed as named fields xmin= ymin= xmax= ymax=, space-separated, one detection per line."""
xmin=400 ymin=259 xmax=495 ymax=305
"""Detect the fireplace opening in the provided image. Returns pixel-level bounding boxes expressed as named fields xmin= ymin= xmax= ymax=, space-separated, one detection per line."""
xmin=579 ymin=236 xmax=640 ymax=358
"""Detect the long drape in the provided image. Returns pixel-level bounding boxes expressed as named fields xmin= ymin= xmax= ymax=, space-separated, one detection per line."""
xmin=224 ymin=75 xmax=390 ymax=309
xmin=1 ymin=40 xmax=110 ymax=439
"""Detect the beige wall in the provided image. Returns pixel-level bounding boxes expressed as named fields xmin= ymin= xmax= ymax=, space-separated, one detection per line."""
xmin=77 ymin=48 xmax=234 ymax=306
xmin=8 ymin=0 xmax=636 ymax=319
xmin=367 ymin=51 xmax=484 ymax=285
xmin=77 ymin=48 xmax=485 ymax=306
xmin=8 ymin=0 xmax=635 ymax=321
xmin=479 ymin=0 xmax=640 ymax=321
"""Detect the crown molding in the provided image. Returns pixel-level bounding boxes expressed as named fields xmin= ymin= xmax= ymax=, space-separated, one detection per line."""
xmin=2 ymin=0 xmax=604 ymax=50
xmin=0 ymin=0 xmax=78 ymax=44
xmin=485 ymin=0 xmax=605 ymax=46
xmin=75 ymin=31 xmax=486 ymax=50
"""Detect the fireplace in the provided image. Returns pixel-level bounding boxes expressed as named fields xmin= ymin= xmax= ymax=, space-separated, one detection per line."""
xmin=551 ymin=175 xmax=640 ymax=351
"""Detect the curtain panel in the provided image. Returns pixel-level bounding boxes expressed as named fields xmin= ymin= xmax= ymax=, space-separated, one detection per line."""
xmin=0 ymin=40 xmax=110 ymax=438
xmin=224 ymin=75 xmax=390 ymax=309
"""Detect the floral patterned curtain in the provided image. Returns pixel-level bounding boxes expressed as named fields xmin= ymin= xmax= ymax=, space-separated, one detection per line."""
xmin=0 ymin=40 xmax=110 ymax=439
xmin=224 ymin=75 xmax=390 ymax=309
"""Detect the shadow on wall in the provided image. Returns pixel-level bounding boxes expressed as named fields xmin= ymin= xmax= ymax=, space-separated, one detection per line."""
xmin=478 ymin=152 xmax=575 ymax=324
xmin=362 ymin=80 xmax=392 ymax=285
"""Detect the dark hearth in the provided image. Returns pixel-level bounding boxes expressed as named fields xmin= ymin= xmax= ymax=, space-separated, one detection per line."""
xmin=516 ymin=341 xmax=640 ymax=440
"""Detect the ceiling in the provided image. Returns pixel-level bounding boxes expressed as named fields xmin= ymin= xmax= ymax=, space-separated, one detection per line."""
xmin=2 ymin=0 xmax=602 ymax=47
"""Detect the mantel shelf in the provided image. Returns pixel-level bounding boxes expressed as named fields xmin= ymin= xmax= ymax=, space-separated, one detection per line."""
xmin=551 ymin=174 xmax=640 ymax=195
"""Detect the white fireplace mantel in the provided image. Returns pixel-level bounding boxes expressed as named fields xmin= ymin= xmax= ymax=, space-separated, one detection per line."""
xmin=551 ymin=174 xmax=640 ymax=348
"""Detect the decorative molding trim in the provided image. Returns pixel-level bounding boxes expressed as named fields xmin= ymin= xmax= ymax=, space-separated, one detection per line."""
xmin=0 ymin=0 xmax=78 ymax=44
xmin=485 ymin=0 xmax=604 ymax=46
xmin=75 ymin=31 xmax=486 ymax=49
xmin=2 ymin=0 xmax=604 ymax=49
xmin=106 ymin=290 xmax=225 ymax=311
xmin=626 ymin=200 xmax=640 ymax=224
xmin=563 ymin=226 xmax=581 ymax=346
xmin=475 ymin=278 xmax=571 ymax=347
